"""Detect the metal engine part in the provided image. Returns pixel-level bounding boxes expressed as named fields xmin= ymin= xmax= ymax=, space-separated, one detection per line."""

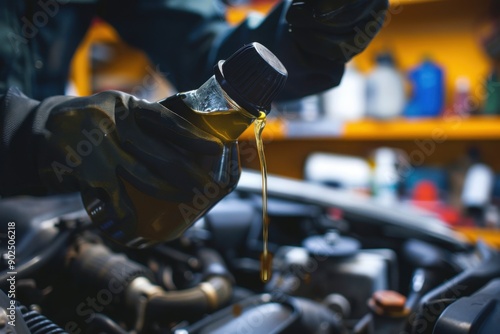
xmin=269 ymin=232 xmax=397 ymax=319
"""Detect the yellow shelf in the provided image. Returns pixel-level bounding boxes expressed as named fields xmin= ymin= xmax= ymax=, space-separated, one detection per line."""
xmin=240 ymin=116 xmax=500 ymax=141
xmin=391 ymin=0 xmax=445 ymax=4
xmin=342 ymin=116 xmax=500 ymax=140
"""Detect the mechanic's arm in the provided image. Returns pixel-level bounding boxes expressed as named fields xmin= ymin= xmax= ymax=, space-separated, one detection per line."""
xmin=216 ymin=0 xmax=389 ymax=99
xmin=0 ymin=87 xmax=222 ymax=201
xmin=113 ymin=0 xmax=388 ymax=101
xmin=0 ymin=86 xmax=231 ymax=247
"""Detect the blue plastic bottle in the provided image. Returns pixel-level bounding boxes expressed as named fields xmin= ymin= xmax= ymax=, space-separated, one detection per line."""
xmin=404 ymin=58 xmax=445 ymax=118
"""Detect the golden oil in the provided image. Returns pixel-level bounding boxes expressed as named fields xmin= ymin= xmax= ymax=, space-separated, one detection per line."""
xmin=254 ymin=112 xmax=272 ymax=283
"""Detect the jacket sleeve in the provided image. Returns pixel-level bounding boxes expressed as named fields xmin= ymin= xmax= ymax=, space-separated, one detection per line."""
xmin=0 ymin=87 xmax=78 ymax=197
xmin=0 ymin=88 xmax=51 ymax=196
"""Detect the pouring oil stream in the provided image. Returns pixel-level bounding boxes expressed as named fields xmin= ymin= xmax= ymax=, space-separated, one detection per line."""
xmin=254 ymin=111 xmax=272 ymax=283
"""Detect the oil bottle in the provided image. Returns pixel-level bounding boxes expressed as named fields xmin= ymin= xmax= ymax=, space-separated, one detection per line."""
xmin=93 ymin=43 xmax=287 ymax=248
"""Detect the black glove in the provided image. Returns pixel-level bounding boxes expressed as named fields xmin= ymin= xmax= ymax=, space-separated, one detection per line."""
xmin=217 ymin=0 xmax=389 ymax=99
xmin=1 ymin=88 xmax=232 ymax=247
xmin=286 ymin=0 xmax=388 ymax=63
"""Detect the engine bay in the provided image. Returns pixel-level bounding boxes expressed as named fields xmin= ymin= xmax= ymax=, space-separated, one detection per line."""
xmin=1 ymin=170 xmax=499 ymax=334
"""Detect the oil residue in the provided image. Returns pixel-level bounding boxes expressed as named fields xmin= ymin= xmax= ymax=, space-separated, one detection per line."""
xmin=254 ymin=112 xmax=272 ymax=283
xmin=232 ymin=303 xmax=243 ymax=317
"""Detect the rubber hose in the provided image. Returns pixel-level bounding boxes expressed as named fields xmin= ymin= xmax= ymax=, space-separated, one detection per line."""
xmin=85 ymin=314 xmax=128 ymax=334
xmin=0 ymin=230 xmax=71 ymax=287
xmin=145 ymin=248 xmax=233 ymax=322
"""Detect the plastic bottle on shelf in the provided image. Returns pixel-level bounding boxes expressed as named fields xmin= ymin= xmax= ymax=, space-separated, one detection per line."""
xmin=304 ymin=152 xmax=371 ymax=195
xmin=366 ymin=52 xmax=406 ymax=120
xmin=322 ymin=61 xmax=367 ymax=121
xmin=461 ymin=163 xmax=495 ymax=227
xmin=447 ymin=76 xmax=474 ymax=117
xmin=372 ymin=147 xmax=399 ymax=206
xmin=300 ymin=94 xmax=323 ymax=121
xmin=404 ymin=57 xmax=445 ymax=118
xmin=484 ymin=71 xmax=500 ymax=115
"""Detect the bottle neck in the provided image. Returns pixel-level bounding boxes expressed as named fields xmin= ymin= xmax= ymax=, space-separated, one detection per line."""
xmin=164 ymin=76 xmax=257 ymax=141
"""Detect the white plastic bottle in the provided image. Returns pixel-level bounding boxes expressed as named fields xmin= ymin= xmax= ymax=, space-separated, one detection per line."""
xmin=322 ymin=62 xmax=367 ymax=121
xmin=366 ymin=52 xmax=406 ymax=120
xmin=461 ymin=163 xmax=494 ymax=226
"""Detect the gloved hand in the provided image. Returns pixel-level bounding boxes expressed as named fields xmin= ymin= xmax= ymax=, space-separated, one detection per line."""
xmin=286 ymin=0 xmax=388 ymax=63
xmin=219 ymin=0 xmax=388 ymax=99
xmin=34 ymin=90 xmax=228 ymax=247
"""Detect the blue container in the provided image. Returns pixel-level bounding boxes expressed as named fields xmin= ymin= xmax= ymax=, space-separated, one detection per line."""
xmin=404 ymin=59 xmax=445 ymax=118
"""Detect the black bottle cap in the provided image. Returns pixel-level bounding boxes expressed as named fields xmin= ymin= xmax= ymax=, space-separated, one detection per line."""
xmin=214 ymin=42 xmax=288 ymax=117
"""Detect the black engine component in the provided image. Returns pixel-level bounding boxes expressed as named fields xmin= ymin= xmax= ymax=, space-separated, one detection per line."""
xmin=303 ymin=233 xmax=360 ymax=258
xmin=434 ymin=278 xmax=500 ymax=334
xmin=19 ymin=305 xmax=66 ymax=334
xmin=176 ymin=293 xmax=344 ymax=334
xmin=0 ymin=193 xmax=87 ymax=259
xmin=409 ymin=242 xmax=500 ymax=334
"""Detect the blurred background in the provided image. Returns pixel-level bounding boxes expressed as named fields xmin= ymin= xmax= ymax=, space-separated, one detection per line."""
xmin=67 ymin=0 xmax=500 ymax=242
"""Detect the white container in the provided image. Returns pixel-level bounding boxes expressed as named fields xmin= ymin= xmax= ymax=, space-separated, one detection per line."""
xmin=322 ymin=63 xmax=367 ymax=121
xmin=366 ymin=53 xmax=406 ymax=120
xmin=461 ymin=163 xmax=494 ymax=207
xmin=304 ymin=152 xmax=371 ymax=195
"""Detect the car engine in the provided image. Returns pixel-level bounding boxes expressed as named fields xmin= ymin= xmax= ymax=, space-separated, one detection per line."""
xmin=1 ymin=170 xmax=499 ymax=334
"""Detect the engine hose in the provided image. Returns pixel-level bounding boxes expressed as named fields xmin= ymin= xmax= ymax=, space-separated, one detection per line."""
xmin=145 ymin=276 xmax=233 ymax=320
xmin=86 ymin=314 xmax=128 ymax=334
xmin=143 ymin=248 xmax=233 ymax=322
xmin=68 ymin=240 xmax=155 ymax=298
xmin=19 ymin=305 xmax=66 ymax=334
xmin=0 ymin=230 xmax=71 ymax=288
xmin=68 ymin=242 xmax=232 ymax=324
xmin=197 ymin=248 xmax=234 ymax=281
